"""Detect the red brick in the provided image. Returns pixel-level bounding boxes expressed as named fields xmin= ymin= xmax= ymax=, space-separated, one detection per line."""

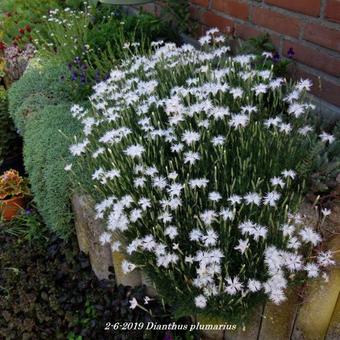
xmin=234 ymin=22 xmax=281 ymax=50
xmin=325 ymin=0 xmax=340 ymax=23
xmin=290 ymin=65 xmax=340 ymax=107
xmin=212 ymin=0 xmax=249 ymax=20
xmin=252 ymin=7 xmax=301 ymax=38
xmin=234 ymin=22 xmax=263 ymax=39
xmin=191 ymin=0 xmax=209 ymax=7
xmin=283 ymin=40 xmax=340 ymax=77
xmin=304 ymin=23 xmax=340 ymax=53
xmin=189 ymin=5 xmax=200 ymax=21
xmin=264 ymin=0 xmax=321 ymax=17
xmin=201 ymin=11 xmax=234 ymax=33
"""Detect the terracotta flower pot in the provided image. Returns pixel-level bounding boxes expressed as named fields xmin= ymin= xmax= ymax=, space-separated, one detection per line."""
xmin=0 ymin=195 xmax=25 ymax=221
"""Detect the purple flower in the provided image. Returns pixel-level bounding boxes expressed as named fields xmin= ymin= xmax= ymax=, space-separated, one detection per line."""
xmin=163 ymin=332 xmax=174 ymax=340
xmin=287 ymin=47 xmax=295 ymax=58
xmin=272 ymin=52 xmax=280 ymax=62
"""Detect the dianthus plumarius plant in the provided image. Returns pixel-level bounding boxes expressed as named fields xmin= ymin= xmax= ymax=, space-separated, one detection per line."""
xmin=67 ymin=29 xmax=336 ymax=322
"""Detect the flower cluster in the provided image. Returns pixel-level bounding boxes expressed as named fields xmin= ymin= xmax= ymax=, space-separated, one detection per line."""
xmin=12 ymin=24 xmax=33 ymax=48
xmin=68 ymin=30 xmax=335 ymax=321
xmin=37 ymin=6 xmax=93 ymax=62
xmin=3 ymin=43 xmax=35 ymax=81
xmin=0 ymin=169 xmax=29 ymax=200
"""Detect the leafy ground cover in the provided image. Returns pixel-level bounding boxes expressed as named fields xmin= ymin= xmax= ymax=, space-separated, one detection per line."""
xmin=0 ymin=210 xmax=195 ymax=340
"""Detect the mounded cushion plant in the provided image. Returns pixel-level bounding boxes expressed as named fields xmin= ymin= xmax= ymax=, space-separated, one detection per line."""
xmin=24 ymin=104 xmax=81 ymax=237
xmin=68 ymin=30 xmax=337 ymax=323
xmin=8 ymin=58 xmax=72 ymax=134
xmin=7 ymin=57 xmax=79 ymax=237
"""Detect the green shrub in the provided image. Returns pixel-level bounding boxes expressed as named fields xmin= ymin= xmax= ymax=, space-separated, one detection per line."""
xmin=0 ymin=0 xmax=62 ymax=46
xmin=24 ymin=103 xmax=81 ymax=238
xmin=34 ymin=5 xmax=178 ymax=101
xmin=8 ymin=59 xmax=72 ymax=133
xmin=8 ymin=57 xmax=81 ymax=237
xmin=69 ymin=32 xmax=336 ymax=322
xmin=303 ymin=122 xmax=340 ymax=193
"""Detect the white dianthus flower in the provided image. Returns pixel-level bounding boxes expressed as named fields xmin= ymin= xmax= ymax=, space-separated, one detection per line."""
xmin=228 ymin=114 xmax=249 ymax=128
xmin=134 ymin=177 xmax=146 ymax=188
xmin=189 ymin=229 xmax=203 ymax=242
xmin=248 ymin=279 xmax=262 ymax=292
xmin=164 ymin=225 xmax=178 ymax=239
xmin=228 ymin=195 xmax=242 ymax=205
xmin=208 ymin=191 xmax=222 ymax=202
xmin=70 ymin=139 xmax=89 ymax=156
xmin=298 ymin=125 xmax=313 ymax=136
xmin=195 ymin=295 xmax=207 ymax=308
xmin=138 ymin=197 xmax=151 ymax=210
xmin=111 ymin=241 xmax=121 ymax=252
xmin=282 ymin=169 xmax=296 ymax=179
xmin=253 ymin=83 xmax=267 ymax=96
xmin=122 ymin=260 xmax=136 ymax=274
xmin=198 ymin=35 xmax=211 ymax=46
xmin=230 ymin=87 xmax=244 ymax=99
xmin=219 ymin=208 xmax=234 ymax=221
xmin=64 ymin=163 xmax=72 ymax=171
xmin=171 ymin=143 xmax=184 ymax=153
xmin=288 ymin=103 xmax=305 ymax=118
xmin=317 ymin=251 xmax=335 ymax=267
xmin=124 ymin=144 xmax=145 ymax=158
xmin=99 ymin=232 xmax=111 ymax=245
xmin=129 ymin=297 xmax=138 ymax=309
xmin=243 ymin=192 xmax=261 ymax=205
xmin=153 ymin=176 xmax=168 ymax=190
xmin=202 ymin=229 xmax=218 ymax=246
xmin=225 ymin=276 xmax=243 ymax=295
xmin=184 ymin=151 xmax=200 ymax=165
xmin=130 ymin=209 xmax=142 ymax=222
xmin=270 ymin=176 xmax=285 ymax=188
xmin=200 ymin=210 xmax=217 ymax=226
xmin=321 ymin=208 xmax=331 ymax=217
xmin=263 ymin=191 xmax=281 ymax=207
xmin=182 ymin=130 xmax=200 ymax=145
xmin=234 ymin=238 xmax=249 ymax=254
xmin=167 ymin=183 xmax=183 ymax=197
xmin=211 ymin=135 xmax=225 ymax=146
xmin=189 ymin=178 xmax=209 ymax=189
xmin=305 ymin=263 xmax=319 ymax=278
xmin=319 ymin=132 xmax=335 ymax=144
xmin=299 ymin=227 xmax=321 ymax=246
xmin=145 ymin=166 xmax=158 ymax=176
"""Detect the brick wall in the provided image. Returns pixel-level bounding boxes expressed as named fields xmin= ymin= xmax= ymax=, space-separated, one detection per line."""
xmin=189 ymin=0 xmax=340 ymax=111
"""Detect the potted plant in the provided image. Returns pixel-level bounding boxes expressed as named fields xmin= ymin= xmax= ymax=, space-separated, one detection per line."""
xmin=0 ymin=169 xmax=29 ymax=221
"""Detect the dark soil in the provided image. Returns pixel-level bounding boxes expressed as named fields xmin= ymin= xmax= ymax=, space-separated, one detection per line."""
xmin=0 ymin=222 xmax=195 ymax=340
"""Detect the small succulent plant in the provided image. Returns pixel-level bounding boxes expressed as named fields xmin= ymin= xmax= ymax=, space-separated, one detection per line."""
xmin=0 ymin=169 xmax=29 ymax=200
